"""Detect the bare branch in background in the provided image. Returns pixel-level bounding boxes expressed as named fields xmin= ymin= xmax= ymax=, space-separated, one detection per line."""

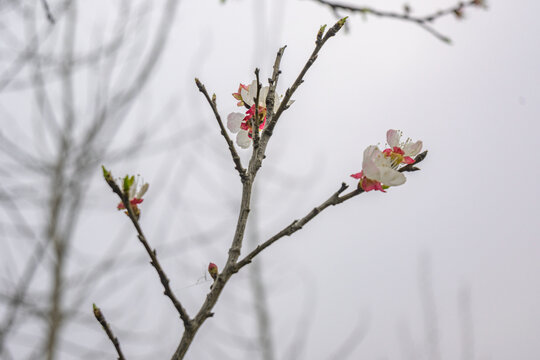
xmin=459 ymin=284 xmax=475 ymax=360
xmin=0 ymin=0 xmax=183 ymax=358
xmin=247 ymin=193 xmax=275 ymax=360
xmin=311 ymin=0 xmax=487 ymax=43
xmin=419 ymin=253 xmax=441 ymax=360
xmin=325 ymin=314 xmax=369 ymax=360
xmin=41 ymin=0 xmax=55 ymax=24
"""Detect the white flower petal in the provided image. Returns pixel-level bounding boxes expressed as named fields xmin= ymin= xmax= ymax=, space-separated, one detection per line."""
xmin=136 ymin=183 xmax=149 ymax=198
xmin=240 ymin=83 xmax=251 ymax=106
xmin=362 ymin=145 xmax=382 ymax=181
xmin=273 ymin=96 xmax=281 ymax=109
xmin=379 ymin=167 xmax=406 ymax=186
xmin=236 ymin=130 xmax=252 ymax=149
xmin=259 ymin=86 xmax=269 ymax=105
xmin=386 ymin=129 xmax=401 ymax=148
xmin=242 ymin=80 xmax=257 ymax=107
xmin=403 ymin=140 xmax=423 ymax=157
xmin=128 ymin=181 xmax=137 ymax=199
xmin=227 ymin=112 xmax=244 ymax=133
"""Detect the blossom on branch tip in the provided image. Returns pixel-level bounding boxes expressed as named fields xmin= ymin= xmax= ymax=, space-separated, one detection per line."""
xmin=227 ymin=80 xmax=269 ymax=148
xmin=361 ymin=145 xmax=406 ymax=189
xmin=117 ymin=176 xmax=149 ymax=213
xmin=227 ymin=80 xmax=293 ymax=149
xmin=351 ymin=130 xmax=422 ymax=192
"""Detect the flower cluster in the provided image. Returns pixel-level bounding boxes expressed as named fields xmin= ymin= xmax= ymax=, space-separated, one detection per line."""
xmin=351 ymin=129 xmax=423 ymax=192
xmin=227 ymin=80 xmax=270 ymax=148
xmin=227 ymin=80 xmax=291 ymax=149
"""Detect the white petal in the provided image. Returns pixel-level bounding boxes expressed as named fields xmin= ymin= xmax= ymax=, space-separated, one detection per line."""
xmin=258 ymin=86 xmax=269 ymax=105
xmin=362 ymin=145 xmax=382 ymax=181
xmin=236 ymin=130 xmax=252 ymax=149
xmin=137 ymin=183 xmax=149 ymax=198
xmin=403 ymin=140 xmax=423 ymax=157
xmin=128 ymin=184 xmax=136 ymax=199
xmin=243 ymin=80 xmax=257 ymax=107
xmin=273 ymin=96 xmax=281 ymax=109
xmin=227 ymin=112 xmax=244 ymax=133
xmin=386 ymin=129 xmax=401 ymax=148
xmin=379 ymin=167 xmax=406 ymax=186
xmin=362 ymin=145 xmax=380 ymax=163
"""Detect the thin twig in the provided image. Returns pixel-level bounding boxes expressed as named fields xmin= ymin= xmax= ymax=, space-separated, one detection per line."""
xmin=264 ymin=46 xmax=287 ymax=125
xmin=311 ymin=0 xmax=486 ymax=43
xmin=399 ymin=150 xmax=428 ymax=172
xmin=264 ymin=18 xmax=347 ymax=139
xmin=41 ymin=0 xmax=55 ymax=24
xmin=195 ymin=78 xmax=247 ymax=182
xmin=103 ymin=173 xmax=191 ymax=329
xmin=92 ymin=304 xmax=126 ymax=360
xmin=235 ymin=182 xmax=351 ymax=271
xmin=252 ymin=68 xmax=262 ymax=152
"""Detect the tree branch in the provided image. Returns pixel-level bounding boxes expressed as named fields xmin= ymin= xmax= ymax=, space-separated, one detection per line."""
xmin=41 ymin=0 xmax=55 ymax=24
xmin=235 ymin=182 xmax=352 ymax=271
xmin=264 ymin=46 xmax=286 ymax=126
xmin=252 ymin=68 xmax=262 ymax=152
xmin=399 ymin=150 xmax=428 ymax=172
xmin=311 ymin=0 xmax=486 ymax=43
xmin=92 ymin=304 xmax=126 ymax=360
xmin=195 ymin=78 xmax=247 ymax=182
xmin=103 ymin=173 xmax=191 ymax=329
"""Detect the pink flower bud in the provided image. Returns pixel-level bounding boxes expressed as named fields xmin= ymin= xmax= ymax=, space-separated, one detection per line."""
xmin=208 ymin=262 xmax=218 ymax=281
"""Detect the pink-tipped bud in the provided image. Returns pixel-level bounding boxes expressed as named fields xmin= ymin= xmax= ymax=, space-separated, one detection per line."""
xmin=208 ymin=262 xmax=218 ymax=281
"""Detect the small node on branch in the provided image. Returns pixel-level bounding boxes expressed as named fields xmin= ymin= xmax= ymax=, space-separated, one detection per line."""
xmin=102 ymin=165 xmax=112 ymax=182
xmin=194 ymin=78 xmax=205 ymax=93
xmin=317 ymin=24 xmax=327 ymax=42
xmin=92 ymin=303 xmax=103 ymax=323
xmin=337 ymin=16 xmax=349 ymax=27
xmin=92 ymin=304 xmax=126 ymax=360
xmin=441 ymin=36 xmax=452 ymax=44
